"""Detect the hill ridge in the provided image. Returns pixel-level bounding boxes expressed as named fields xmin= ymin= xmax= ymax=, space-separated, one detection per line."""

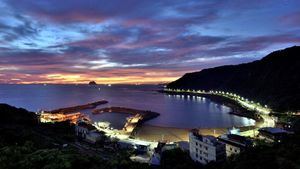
xmin=167 ymin=46 xmax=300 ymax=112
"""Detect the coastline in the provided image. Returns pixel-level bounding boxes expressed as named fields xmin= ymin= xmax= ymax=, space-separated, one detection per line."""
xmin=39 ymin=89 xmax=264 ymax=142
xmin=132 ymin=125 xmax=256 ymax=142
xmin=160 ymin=90 xmax=263 ymax=123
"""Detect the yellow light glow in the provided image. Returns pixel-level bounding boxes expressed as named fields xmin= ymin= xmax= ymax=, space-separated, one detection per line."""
xmin=17 ymin=73 xmax=178 ymax=84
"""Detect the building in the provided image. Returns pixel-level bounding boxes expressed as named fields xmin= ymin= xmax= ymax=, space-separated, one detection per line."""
xmin=85 ymin=131 xmax=103 ymax=143
xmin=218 ymin=134 xmax=253 ymax=157
xmin=178 ymin=141 xmax=189 ymax=151
xmin=75 ymin=121 xmax=96 ymax=138
xmin=149 ymin=152 xmax=161 ymax=166
xmin=40 ymin=111 xmax=83 ymax=124
xmin=149 ymin=142 xmax=179 ymax=166
xmin=276 ymin=122 xmax=291 ymax=130
xmin=149 ymin=142 xmax=165 ymax=166
xmin=189 ymin=129 xmax=226 ymax=165
xmin=258 ymin=127 xmax=291 ymax=142
xmin=276 ymin=121 xmax=294 ymax=131
xmin=75 ymin=121 xmax=102 ymax=143
xmin=161 ymin=142 xmax=178 ymax=152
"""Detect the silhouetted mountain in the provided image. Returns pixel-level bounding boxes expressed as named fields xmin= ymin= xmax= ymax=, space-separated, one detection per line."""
xmin=167 ymin=46 xmax=300 ymax=112
xmin=88 ymin=81 xmax=97 ymax=85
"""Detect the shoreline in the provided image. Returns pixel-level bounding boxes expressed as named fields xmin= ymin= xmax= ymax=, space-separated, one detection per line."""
xmin=132 ymin=125 xmax=254 ymax=142
xmin=42 ymin=89 xmax=264 ymax=142
xmin=160 ymin=90 xmax=263 ymax=123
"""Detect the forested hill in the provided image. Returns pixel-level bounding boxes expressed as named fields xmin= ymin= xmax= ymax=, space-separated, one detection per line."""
xmin=167 ymin=46 xmax=300 ymax=112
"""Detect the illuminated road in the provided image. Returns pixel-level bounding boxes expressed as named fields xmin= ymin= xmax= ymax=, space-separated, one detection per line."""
xmin=93 ymin=121 xmax=158 ymax=150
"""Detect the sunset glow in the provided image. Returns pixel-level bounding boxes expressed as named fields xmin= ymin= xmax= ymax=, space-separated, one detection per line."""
xmin=0 ymin=0 xmax=300 ymax=84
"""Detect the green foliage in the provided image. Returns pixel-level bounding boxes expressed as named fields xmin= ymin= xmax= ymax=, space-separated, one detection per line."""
xmin=160 ymin=148 xmax=200 ymax=169
xmin=207 ymin=135 xmax=300 ymax=169
xmin=38 ymin=121 xmax=76 ymax=142
xmin=0 ymin=143 xmax=107 ymax=169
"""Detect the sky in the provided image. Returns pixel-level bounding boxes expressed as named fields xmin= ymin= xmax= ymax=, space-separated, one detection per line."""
xmin=0 ymin=0 xmax=300 ymax=84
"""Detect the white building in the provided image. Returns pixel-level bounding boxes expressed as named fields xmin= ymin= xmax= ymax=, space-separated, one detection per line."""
xmin=189 ymin=129 xmax=225 ymax=165
xmin=218 ymin=134 xmax=253 ymax=157
xmin=75 ymin=121 xmax=102 ymax=143
xmin=86 ymin=131 xmax=103 ymax=143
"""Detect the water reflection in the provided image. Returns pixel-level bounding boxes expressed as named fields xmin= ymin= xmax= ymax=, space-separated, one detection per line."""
xmin=0 ymin=84 xmax=255 ymax=128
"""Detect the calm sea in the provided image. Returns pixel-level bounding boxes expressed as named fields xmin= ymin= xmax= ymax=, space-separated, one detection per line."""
xmin=0 ymin=84 xmax=255 ymax=128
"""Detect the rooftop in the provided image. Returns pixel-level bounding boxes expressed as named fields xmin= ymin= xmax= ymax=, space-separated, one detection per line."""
xmin=77 ymin=121 xmax=96 ymax=130
xmin=258 ymin=127 xmax=289 ymax=134
xmin=218 ymin=134 xmax=252 ymax=148
xmin=190 ymin=129 xmax=219 ymax=145
xmin=87 ymin=131 xmax=102 ymax=137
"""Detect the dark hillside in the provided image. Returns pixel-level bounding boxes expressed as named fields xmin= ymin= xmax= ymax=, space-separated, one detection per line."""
xmin=167 ymin=46 xmax=300 ymax=112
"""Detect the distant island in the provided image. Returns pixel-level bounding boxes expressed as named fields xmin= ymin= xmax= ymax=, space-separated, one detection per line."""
xmin=88 ymin=81 xmax=97 ymax=85
xmin=167 ymin=46 xmax=300 ymax=112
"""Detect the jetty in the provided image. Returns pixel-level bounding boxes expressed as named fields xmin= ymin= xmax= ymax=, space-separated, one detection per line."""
xmin=39 ymin=100 xmax=108 ymax=124
xmin=93 ymin=107 xmax=160 ymax=134
xmin=92 ymin=106 xmax=159 ymax=122
xmin=47 ymin=100 xmax=108 ymax=114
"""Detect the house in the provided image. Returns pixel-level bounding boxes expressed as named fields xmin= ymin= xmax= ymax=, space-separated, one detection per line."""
xmin=118 ymin=141 xmax=134 ymax=149
xmin=134 ymin=144 xmax=149 ymax=154
xmin=75 ymin=121 xmax=96 ymax=139
xmin=149 ymin=152 xmax=161 ymax=166
xmin=218 ymin=134 xmax=253 ymax=157
xmin=189 ymin=129 xmax=226 ymax=165
xmin=149 ymin=142 xmax=179 ymax=166
xmin=277 ymin=119 xmax=300 ymax=134
xmin=85 ymin=131 xmax=103 ymax=144
xmin=177 ymin=141 xmax=189 ymax=151
xmin=258 ymin=127 xmax=291 ymax=142
xmin=149 ymin=142 xmax=165 ymax=166
xmin=75 ymin=120 xmax=102 ymax=143
xmin=161 ymin=142 xmax=178 ymax=152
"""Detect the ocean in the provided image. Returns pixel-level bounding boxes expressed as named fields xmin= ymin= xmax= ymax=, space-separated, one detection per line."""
xmin=0 ymin=84 xmax=255 ymax=128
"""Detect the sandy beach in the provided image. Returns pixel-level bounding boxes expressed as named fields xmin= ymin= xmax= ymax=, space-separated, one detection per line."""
xmin=133 ymin=125 xmax=229 ymax=142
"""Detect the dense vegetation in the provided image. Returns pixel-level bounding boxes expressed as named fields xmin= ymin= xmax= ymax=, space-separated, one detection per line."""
xmin=160 ymin=135 xmax=300 ymax=169
xmin=167 ymin=46 xmax=300 ymax=112
xmin=160 ymin=148 xmax=200 ymax=169
xmin=209 ymin=134 xmax=300 ymax=169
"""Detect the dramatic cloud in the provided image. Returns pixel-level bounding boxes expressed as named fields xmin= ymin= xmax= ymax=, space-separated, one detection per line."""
xmin=0 ymin=0 xmax=300 ymax=84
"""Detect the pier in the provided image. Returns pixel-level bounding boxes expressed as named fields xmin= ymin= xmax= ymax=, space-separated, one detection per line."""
xmin=47 ymin=100 xmax=108 ymax=114
xmin=39 ymin=100 xmax=108 ymax=123
xmin=92 ymin=107 xmax=160 ymax=137
xmin=92 ymin=106 xmax=160 ymax=123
